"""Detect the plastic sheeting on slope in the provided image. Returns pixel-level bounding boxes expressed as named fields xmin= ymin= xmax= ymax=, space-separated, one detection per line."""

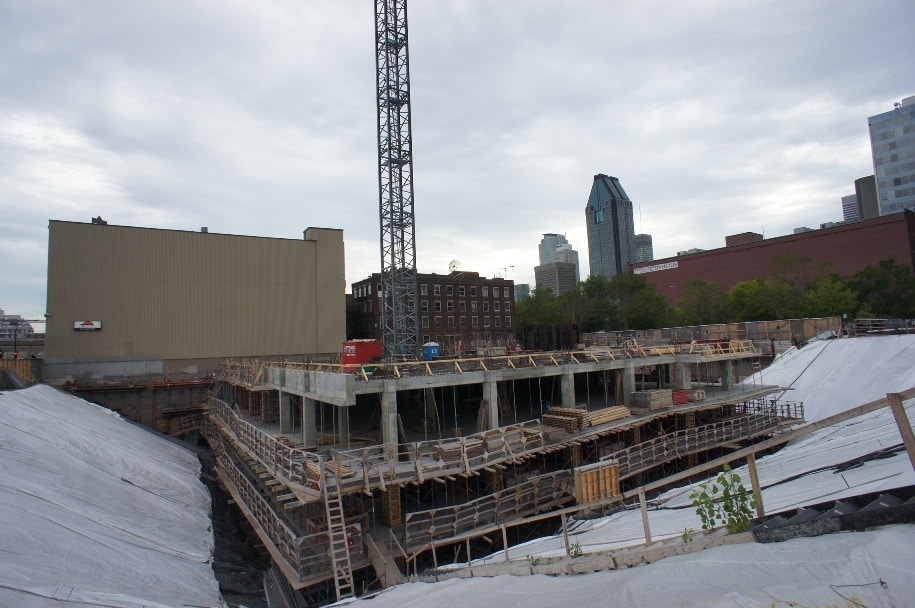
xmin=355 ymin=526 xmax=915 ymax=608
xmin=0 ymin=384 xmax=224 ymax=608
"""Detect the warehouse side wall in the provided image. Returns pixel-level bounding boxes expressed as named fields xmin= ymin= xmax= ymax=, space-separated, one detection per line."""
xmin=44 ymin=221 xmax=345 ymax=379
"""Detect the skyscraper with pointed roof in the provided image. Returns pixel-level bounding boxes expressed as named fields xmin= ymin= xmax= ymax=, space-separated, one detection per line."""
xmin=585 ymin=174 xmax=636 ymax=279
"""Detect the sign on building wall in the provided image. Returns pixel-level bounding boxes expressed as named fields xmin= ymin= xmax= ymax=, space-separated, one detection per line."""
xmin=633 ymin=261 xmax=679 ymax=275
xmin=73 ymin=320 xmax=102 ymax=331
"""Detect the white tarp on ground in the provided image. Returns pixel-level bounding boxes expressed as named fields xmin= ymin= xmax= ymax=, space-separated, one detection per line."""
xmin=354 ymin=526 xmax=914 ymax=608
xmin=0 ymin=384 xmax=224 ymax=608
xmin=356 ymin=334 xmax=915 ymax=607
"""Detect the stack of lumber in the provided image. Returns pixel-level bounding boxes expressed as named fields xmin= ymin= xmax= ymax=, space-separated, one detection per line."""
xmin=630 ymin=389 xmax=673 ymax=410
xmin=582 ymin=405 xmax=631 ymax=427
xmin=521 ymin=427 xmax=542 ymax=445
xmin=324 ymin=460 xmax=356 ymax=478
xmin=672 ymin=389 xmax=690 ymax=405
xmin=541 ymin=406 xmax=587 ymax=432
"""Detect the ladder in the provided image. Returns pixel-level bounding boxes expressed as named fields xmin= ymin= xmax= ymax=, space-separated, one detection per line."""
xmin=323 ymin=476 xmax=355 ymax=601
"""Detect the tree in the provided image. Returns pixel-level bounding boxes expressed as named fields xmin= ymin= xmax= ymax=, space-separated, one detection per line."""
xmin=577 ymin=275 xmax=615 ymax=332
xmin=608 ymin=273 xmax=671 ymax=330
xmin=514 ymin=287 xmax=561 ymax=335
xmin=847 ymin=258 xmax=915 ymax=318
xmin=728 ymin=278 xmax=798 ymax=321
xmin=800 ymin=277 xmax=858 ymax=318
xmin=676 ymin=279 xmax=730 ymax=325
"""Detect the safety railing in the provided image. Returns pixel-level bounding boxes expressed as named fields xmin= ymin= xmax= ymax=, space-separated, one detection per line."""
xmin=217 ymin=340 xmax=759 ymax=385
xmin=210 ymin=397 xmax=325 ymax=491
xmin=607 ymin=413 xmax=781 ymax=480
xmin=326 ymin=419 xmax=550 ymax=493
xmin=402 ymin=470 xmax=574 ymax=549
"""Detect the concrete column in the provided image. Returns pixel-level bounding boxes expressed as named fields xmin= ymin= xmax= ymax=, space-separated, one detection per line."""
xmin=381 ymin=381 xmax=399 ymax=457
xmin=720 ymin=360 xmax=733 ymax=389
xmin=672 ymin=363 xmax=691 ymax=389
xmin=337 ymin=405 xmax=350 ymax=445
xmin=302 ymin=396 xmax=317 ymax=447
xmin=622 ymin=364 xmax=636 ymax=406
xmin=561 ymin=371 xmax=576 ymax=407
xmin=279 ymin=391 xmax=293 ymax=434
xmin=483 ymin=377 xmax=499 ymax=430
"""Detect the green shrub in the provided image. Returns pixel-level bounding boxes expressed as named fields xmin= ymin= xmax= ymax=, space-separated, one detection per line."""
xmin=688 ymin=464 xmax=757 ymax=534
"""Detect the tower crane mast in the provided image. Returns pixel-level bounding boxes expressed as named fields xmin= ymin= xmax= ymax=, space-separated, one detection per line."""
xmin=375 ymin=0 xmax=419 ymax=358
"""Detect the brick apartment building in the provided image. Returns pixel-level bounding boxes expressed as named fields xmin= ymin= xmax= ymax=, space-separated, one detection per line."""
xmin=351 ymin=271 xmax=516 ymax=354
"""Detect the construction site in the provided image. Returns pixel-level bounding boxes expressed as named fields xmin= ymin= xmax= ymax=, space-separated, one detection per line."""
xmin=201 ymin=338 xmax=810 ymax=605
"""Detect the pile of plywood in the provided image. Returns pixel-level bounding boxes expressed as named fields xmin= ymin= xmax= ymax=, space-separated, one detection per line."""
xmin=630 ymin=389 xmax=673 ymax=410
xmin=582 ymin=405 xmax=631 ymax=427
xmin=541 ymin=406 xmax=587 ymax=432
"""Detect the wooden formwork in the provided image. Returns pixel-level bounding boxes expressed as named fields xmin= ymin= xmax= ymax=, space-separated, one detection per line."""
xmin=573 ymin=460 xmax=620 ymax=504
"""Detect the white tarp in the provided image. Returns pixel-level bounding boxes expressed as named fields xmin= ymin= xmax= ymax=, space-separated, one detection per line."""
xmin=0 ymin=384 xmax=224 ymax=608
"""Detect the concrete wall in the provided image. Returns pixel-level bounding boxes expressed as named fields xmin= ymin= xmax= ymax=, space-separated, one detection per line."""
xmin=44 ymin=221 xmax=345 ymax=379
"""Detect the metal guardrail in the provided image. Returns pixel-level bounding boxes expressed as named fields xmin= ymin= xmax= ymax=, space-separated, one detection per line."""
xmin=403 ymin=470 xmax=574 ymax=549
xmin=210 ymin=398 xmax=325 ymax=491
xmin=609 ymin=413 xmax=782 ymax=480
xmin=328 ymin=420 xmax=549 ymax=493
xmin=204 ymin=417 xmax=366 ymax=584
xmin=400 ymin=412 xmax=784 ymax=550
xmin=216 ymin=340 xmax=761 ymax=384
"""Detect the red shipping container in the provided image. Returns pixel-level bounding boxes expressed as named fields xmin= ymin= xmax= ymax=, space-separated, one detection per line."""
xmin=342 ymin=339 xmax=383 ymax=365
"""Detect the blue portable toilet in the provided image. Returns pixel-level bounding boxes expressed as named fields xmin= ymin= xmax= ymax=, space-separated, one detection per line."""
xmin=422 ymin=342 xmax=441 ymax=360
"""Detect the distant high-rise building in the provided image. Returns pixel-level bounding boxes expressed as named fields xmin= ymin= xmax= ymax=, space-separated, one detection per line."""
xmin=633 ymin=234 xmax=654 ymax=264
xmin=842 ymin=176 xmax=881 ymax=223
xmin=514 ymin=283 xmax=531 ymax=301
xmin=855 ymin=175 xmax=880 ymax=220
xmin=585 ymin=174 xmax=636 ymax=279
xmin=534 ymin=262 xmax=578 ymax=296
xmin=538 ymin=233 xmax=568 ymax=266
xmin=841 ymin=194 xmax=860 ymax=223
xmin=868 ymin=95 xmax=915 ymax=215
xmin=551 ymin=243 xmax=580 ymax=283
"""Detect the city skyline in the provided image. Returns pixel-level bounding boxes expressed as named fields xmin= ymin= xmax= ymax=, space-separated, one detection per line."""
xmin=2 ymin=2 xmax=914 ymax=320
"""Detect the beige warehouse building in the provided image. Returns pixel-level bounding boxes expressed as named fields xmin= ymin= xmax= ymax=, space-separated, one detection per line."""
xmin=44 ymin=220 xmax=345 ymax=380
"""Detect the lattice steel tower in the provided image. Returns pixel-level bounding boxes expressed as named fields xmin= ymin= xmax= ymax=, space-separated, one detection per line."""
xmin=375 ymin=0 xmax=419 ymax=357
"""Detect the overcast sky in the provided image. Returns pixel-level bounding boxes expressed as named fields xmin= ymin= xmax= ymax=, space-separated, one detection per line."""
xmin=2 ymin=0 xmax=914 ymax=324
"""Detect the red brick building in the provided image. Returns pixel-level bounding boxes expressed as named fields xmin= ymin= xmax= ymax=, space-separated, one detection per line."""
xmin=351 ymin=271 xmax=516 ymax=354
xmin=632 ymin=211 xmax=915 ymax=304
